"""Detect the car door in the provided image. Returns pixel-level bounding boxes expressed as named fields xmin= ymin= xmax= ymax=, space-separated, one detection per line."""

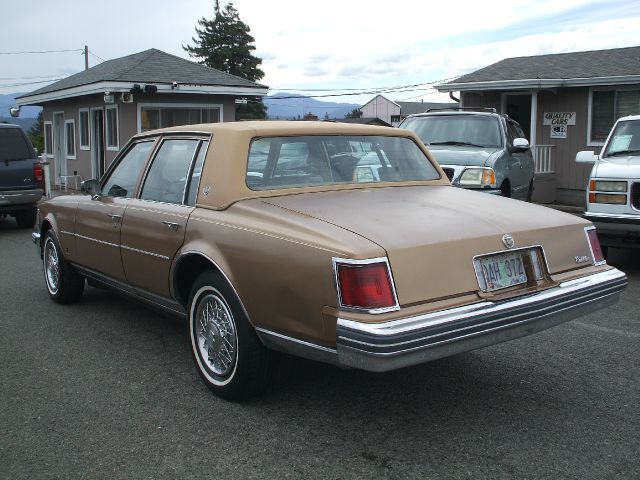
xmin=120 ymin=137 xmax=208 ymax=297
xmin=74 ymin=140 xmax=156 ymax=280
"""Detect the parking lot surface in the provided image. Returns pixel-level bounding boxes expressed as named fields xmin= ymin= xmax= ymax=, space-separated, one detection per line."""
xmin=1 ymin=217 xmax=639 ymax=479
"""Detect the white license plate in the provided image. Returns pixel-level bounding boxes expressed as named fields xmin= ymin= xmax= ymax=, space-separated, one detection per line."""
xmin=478 ymin=252 xmax=527 ymax=292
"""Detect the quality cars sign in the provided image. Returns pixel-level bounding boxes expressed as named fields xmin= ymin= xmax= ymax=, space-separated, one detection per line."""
xmin=543 ymin=112 xmax=576 ymax=126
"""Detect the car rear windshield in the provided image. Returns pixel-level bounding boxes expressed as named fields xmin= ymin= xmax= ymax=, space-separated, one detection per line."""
xmin=0 ymin=127 xmax=34 ymax=161
xmin=246 ymin=135 xmax=440 ymax=190
xmin=401 ymin=115 xmax=502 ymax=148
xmin=602 ymin=119 xmax=640 ymax=157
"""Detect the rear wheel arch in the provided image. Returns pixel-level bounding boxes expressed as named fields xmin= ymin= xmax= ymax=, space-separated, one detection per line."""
xmin=172 ymin=253 xmax=249 ymax=320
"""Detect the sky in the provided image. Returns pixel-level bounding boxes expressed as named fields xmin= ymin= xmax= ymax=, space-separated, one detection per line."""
xmin=1 ymin=0 xmax=640 ymax=106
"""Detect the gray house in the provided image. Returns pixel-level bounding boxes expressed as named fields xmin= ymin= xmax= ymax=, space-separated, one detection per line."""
xmin=16 ymin=49 xmax=268 ymax=187
xmin=436 ymin=46 xmax=640 ymax=205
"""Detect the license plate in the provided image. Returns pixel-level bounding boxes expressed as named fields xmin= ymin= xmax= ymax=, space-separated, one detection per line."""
xmin=477 ymin=252 xmax=527 ymax=292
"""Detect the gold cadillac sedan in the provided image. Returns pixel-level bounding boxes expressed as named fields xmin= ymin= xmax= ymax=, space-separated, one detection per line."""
xmin=32 ymin=121 xmax=627 ymax=400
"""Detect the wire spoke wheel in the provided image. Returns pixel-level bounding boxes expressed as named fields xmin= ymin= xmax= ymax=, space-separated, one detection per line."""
xmin=44 ymin=237 xmax=60 ymax=294
xmin=195 ymin=292 xmax=237 ymax=377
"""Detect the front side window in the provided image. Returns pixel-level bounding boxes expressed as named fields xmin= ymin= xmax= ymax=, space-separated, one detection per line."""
xmin=401 ymin=115 xmax=503 ymax=148
xmin=140 ymin=139 xmax=200 ymax=204
xmin=602 ymin=120 xmax=640 ymax=157
xmin=591 ymin=90 xmax=640 ymax=143
xmin=101 ymin=141 xmax=154 ymax=198
xmin=79 ymin=109 xmax=90 ymax=149
xmin=65 ymin=120 xmax=76 ymax=158
xmin=246 ymin=135 xmax=439 ymax=190
xmin=105 ymin=106 xmax=119 ymax=150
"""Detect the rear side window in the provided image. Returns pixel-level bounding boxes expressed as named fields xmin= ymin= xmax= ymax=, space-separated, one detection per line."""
xmin=0 ymin=128 xmax=33 ymax=161
xmin=246 ymin=135 xmax=439 ymax=190
xmin=141 ymin=139 xmax=200 ymax=204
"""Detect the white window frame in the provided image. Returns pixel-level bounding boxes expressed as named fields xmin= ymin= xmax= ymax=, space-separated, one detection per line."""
xmin=79 ymin=108 xmax=90 ymax=150
xmin=64 ymin=119 xmax=76 ymax=159
xmin=44 ymin=121 xmax=53 ymax=157
xmin=136 ymin=102 xmax=224 ymax=133
xmin=587 ymin=86 xmax=640 ymax=147
xmin=105 ymin=105 xmax=119 ymax=151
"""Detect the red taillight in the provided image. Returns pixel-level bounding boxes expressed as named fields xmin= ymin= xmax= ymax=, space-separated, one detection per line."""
xmin=336 ymin=261 xmax=396 ymax=310
xmin=587 ymin=228 xmax=605 ymax=264
xmin=33 ymin=163 xmax=44 ymax=187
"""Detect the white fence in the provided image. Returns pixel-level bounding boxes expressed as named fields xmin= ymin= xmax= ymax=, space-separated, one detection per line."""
xmin=534 ymin=145 xmax=555 ymax=174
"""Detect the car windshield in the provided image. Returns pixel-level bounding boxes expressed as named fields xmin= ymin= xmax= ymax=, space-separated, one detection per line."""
xmin=0 ymin=128 xmax=33 ymax=161
xmin=246 ymin=135 xmax=440 ymax=190
xmin=401 ymin=115 xmax=502 ymax=148
xmin=602 ymin=119 xmax=640 ymax=157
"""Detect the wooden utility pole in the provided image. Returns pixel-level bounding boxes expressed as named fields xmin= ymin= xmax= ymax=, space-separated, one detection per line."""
xmin=84 ymin=45 xmax=89 ymax=70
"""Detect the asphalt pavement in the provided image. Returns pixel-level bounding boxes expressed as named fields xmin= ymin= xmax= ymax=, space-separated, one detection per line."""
xmin=1 ymin=215 xmax=639 ymax=479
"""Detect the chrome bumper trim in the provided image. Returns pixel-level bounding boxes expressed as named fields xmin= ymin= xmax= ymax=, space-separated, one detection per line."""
xmin=32 ymin=231 xmax=41 ymax=245
xmin=336 ymin=268 xmax=627 ymax=372
xmin=584 ymin=212 xmax=640 ymax=225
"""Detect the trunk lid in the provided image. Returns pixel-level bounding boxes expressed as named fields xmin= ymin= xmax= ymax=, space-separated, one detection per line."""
xmin=263 ymin=186 xmax=593 ymax=305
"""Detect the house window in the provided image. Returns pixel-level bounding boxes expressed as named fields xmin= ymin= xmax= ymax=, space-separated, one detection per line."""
xmin=139 ymin=104 xmax=222 ymax=132
xmin=590 ymin=89 xmax=640 ymax=144
xmin=65 ymin=120 xmax=76 ymax=159
xmin=106 ymin=106 xmax=119 ymax=150
xmin=44 ymin=121 xmax=53 ymax=156
xmin=79 ymin=109 xmax=90 ymax=150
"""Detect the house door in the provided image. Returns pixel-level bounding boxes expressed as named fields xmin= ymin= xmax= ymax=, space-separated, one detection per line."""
xmin=504 ymin=94 xmax=532 ymax=139
xmin=90 ymin=109 xmax=105 ymax=179
xmin=52 ymin=112 xmax=65 ymax=185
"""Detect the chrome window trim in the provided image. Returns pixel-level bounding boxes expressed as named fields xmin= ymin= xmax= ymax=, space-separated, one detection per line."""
xmin=332 ymin=256 xmax=400 ymax=314
xmin=584 ymin=226 xmax=607 ymax=266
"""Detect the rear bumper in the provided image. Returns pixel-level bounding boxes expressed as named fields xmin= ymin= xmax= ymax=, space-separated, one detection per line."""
xmin=336 ymin=268 xmax=627 ymax=372
xmin=0 ymin=189 xmax=43 ymax=212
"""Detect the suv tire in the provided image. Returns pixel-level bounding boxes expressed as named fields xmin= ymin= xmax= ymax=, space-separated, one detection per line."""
xmin=15 ymin=207 xmax=37 ymax=228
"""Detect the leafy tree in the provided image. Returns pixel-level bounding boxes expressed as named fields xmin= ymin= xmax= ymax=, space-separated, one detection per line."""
xmin=345 ymin=108 xmax=362 ymax=119
xmin=184 ymin=1 xmax=267 ymax=120
xmin=28 ymin=111 xmax=44 ymax=153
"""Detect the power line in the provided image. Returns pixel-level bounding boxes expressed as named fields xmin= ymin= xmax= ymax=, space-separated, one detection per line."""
xmin=0 ymin=74 xmax=62 ymax=81
xmin=89 ymin=51 xmax=106 ymax=63
xmin=0 ymin=78 xmax=64 ymax=88
xmin=0 ymin=48 xmax=83 ymax=55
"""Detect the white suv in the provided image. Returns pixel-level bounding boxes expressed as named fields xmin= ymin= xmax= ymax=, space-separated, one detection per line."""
xmin=576 ymin=115 xmax=640 ymax=252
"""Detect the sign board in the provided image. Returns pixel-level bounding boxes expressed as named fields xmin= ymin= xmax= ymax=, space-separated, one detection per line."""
xmin=543 ymin=112 xmax=576 ymax=126
xmin=550 ymin=125 xmax=567 ymax=139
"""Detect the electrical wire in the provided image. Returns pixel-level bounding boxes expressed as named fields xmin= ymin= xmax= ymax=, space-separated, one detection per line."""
xmin=0 ymin=79 xmax=64 ymax=88
xmin=89 ymin=51 xmax=106 ymax=63
xmin=0 ymin=48 xmax=83 ymax=55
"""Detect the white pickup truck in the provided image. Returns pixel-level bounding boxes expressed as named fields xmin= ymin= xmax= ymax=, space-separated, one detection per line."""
xmin=576 ymin=115 xmax=640 ymax=253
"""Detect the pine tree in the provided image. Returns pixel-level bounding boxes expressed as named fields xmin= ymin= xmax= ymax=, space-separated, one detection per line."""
xmin=184 ymin=1 xmax=265 ymax=82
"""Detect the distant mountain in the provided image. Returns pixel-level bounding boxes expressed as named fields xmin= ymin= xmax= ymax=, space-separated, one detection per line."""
xmin=0 ymin=117 xmax=38 ymax=132
xmin=0 ymin=93 xmax=42 ymax=118
xmin=264 ymin=92 xmax=360 ymax=120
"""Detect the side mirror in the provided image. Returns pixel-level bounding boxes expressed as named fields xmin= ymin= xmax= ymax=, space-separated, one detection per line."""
xmin=512 ymin=138 xmax=529 ymax=151
xmin=576 ymin=151 xmax=598 ymax=164
xmin=80 ymin=179 xmax=100 ymax=196
xmin=9 ymin=106 xmax=20 ymax=118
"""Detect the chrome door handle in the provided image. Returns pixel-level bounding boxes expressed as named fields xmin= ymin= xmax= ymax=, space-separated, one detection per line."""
xmin=107 ymin=214 xmax=122 ymax=220
xmin=162 ymin=221 xmax=179 ymax=231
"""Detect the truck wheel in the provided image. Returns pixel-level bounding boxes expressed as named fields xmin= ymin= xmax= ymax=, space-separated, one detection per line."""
xmin=188 ymin=271 xmax=278 ymax=401
xmin=15 ymin=208 xmax=37 ymax=228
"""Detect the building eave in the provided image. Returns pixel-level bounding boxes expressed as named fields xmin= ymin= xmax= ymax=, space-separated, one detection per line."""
xmin=16 ymin=81 xmax=269 ymax=106
xmin=435 ymin=75 xmax=640 ymax=92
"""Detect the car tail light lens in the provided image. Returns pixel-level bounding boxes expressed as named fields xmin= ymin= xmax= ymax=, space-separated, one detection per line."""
xmin=33 ymin=163 xmax=44 ymax=188
xmin=335 ymin=260 xmax=397 ymax=311
xmin=586 ymin=228 xmax=605 ymax=264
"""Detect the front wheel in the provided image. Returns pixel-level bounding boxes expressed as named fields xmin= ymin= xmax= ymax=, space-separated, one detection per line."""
xmin=188 ymin=271 xmax=278 ymax=400
xmin=15 ymin=207 xmax=37 ymax=228
xmin=42 ymin=231 xmax=85 ymax=304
